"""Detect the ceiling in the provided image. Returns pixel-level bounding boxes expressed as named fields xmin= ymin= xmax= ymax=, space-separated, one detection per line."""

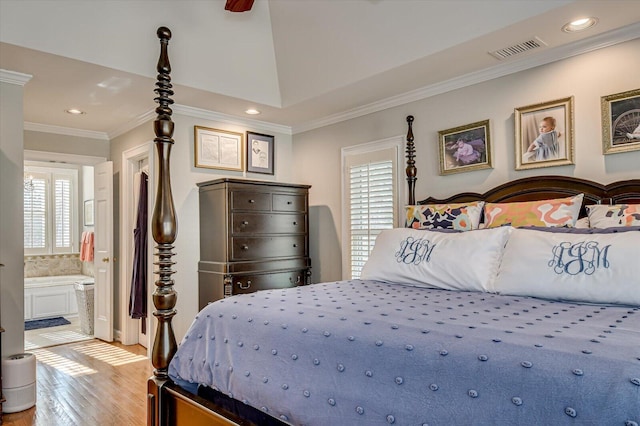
xmin=1 ymin=0 xmax=639 ymax=138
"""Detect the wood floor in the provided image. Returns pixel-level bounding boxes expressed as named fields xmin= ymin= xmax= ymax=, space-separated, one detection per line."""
xmin=2 ymin=339 xmax=151 ymax=426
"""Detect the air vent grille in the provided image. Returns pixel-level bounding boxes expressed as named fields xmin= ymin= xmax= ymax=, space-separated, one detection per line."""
xmin=489 ymin=37 xmax=547 ymax=60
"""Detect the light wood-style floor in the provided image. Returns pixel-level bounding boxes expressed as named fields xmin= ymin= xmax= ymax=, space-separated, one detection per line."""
xmin=3 ymin=340 xmax=151 ymax=426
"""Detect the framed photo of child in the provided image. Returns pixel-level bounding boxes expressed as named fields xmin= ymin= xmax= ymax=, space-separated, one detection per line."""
xmin=515 ymin=96 xmax=574 ymax=170
xmin=601 ymin=88 xmax=640 ymax=155
xmin=437 ymin=119 xmax=492 ymax=175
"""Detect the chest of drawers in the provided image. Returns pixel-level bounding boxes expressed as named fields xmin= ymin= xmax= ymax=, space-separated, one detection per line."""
xmin=197 ymin=178 xmax=311 ymax=309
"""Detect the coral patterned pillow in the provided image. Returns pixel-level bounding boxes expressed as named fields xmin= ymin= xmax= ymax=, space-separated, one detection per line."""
xmin=586 ymin=204 xmax=640 ymax=228
xmin=405 ymin=201 xmax=484 ymax=231
xmin=484 ymin=194 xmax=583 ymax=228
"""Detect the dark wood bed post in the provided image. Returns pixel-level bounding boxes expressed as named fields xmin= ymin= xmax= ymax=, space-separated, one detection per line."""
xmin=405 ymin=115 xmax=416 ymax=205
xmin=148 ymin=26 xmax=178 ymax=426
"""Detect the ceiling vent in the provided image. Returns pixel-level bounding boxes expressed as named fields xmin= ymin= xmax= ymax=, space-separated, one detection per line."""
xmin=489 ymin=37 xmax=547 ymax=60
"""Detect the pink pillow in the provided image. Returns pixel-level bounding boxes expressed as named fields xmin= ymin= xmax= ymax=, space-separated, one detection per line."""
xmin=484 ymin=194 xmax=583 ymax=228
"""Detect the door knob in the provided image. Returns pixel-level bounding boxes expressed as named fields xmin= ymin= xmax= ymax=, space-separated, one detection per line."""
xmin=102 ymin=257 xmax=110 ymax=263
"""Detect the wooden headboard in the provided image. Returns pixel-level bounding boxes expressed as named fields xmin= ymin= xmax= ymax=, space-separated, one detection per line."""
xmin=404 ymin=117 xmax=640 ymax=218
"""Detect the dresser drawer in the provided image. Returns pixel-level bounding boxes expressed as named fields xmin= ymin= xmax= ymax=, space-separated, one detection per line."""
xmin=232 ymin=212 xmax=306 ymax=234
xmin=231 ymin=191 xmax=271 ymax=211
xmin=273 ymin=193 xmax=306 ymax=212
xmin=231 ymin=236 xmax=306 ymax=260
xmin=231 ymin=270 xmax=306 ymax=295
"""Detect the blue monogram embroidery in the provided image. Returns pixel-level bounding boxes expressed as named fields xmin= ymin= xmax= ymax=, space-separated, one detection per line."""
xmin=548 ymin=241 xmax=611 ymax=275
xmin=395 ymin=237 xmax=436 ymax=265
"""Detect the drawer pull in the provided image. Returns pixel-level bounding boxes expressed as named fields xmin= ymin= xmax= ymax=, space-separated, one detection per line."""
xmin=241 ymin=245 xmax=249 ymax=250
xmin=293 ymin=243 xmax=298 ymax=248
xmin=238 ymin=280 xmax=252 ymax=290
xmin=289 ymin=275 xmax=301 ymax=285
xmin=242 ymin=220 xmax=249 ymax=225
xmin=248 ymin=199 xmax=255 ymax=203
xmin=287 ymin=201 xmax=292 ymax=205
xmin=292 ymin=221 xmax=297 ymax=226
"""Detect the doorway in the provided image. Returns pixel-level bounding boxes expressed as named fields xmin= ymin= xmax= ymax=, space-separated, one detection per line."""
xmin=120 ymin=143 xmax=154 ymax=352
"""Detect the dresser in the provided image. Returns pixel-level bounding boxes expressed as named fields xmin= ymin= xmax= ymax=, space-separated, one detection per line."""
xmin=0 ymin=326 xmax=4 ymax=424
xmin=197 ymin=178 xmax=311 ymax=310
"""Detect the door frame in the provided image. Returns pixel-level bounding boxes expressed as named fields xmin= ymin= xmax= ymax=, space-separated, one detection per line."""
xmin=120 ymin=142 xmax=155 ymax=352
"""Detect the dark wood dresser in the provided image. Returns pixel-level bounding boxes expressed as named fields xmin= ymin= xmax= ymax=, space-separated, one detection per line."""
xmin=197 ymin=178 xmax=311 ymax=310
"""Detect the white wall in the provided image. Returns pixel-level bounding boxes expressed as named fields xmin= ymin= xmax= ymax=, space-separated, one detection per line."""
xmin=24 ymin=130 xmax=110 ymax=159
xmin=292 ymin=38 xmax=640 ymax=282
xmin=110 ymin=113 xmax=295 ymax=342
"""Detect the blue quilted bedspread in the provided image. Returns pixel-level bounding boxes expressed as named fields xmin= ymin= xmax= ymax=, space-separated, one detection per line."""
xmin=169 ymin=280 xmax=640 ymax=425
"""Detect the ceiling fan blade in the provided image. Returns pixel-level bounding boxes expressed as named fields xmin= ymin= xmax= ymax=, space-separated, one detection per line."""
xmin=225 ymin=0 xmax=254 ymax=12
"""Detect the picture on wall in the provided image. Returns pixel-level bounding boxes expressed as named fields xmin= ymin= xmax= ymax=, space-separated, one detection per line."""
xmin=246 ymin=131 xmax=274 ymax=175
xmin=601 ymin=88 xmax=640 ymax=155
xmin=438 ymin=119 xmax=492 ymax=175
xmin=515 ymin=96 xmax=574 ymax=170
xmin=194 ymin=126 xmax=244 ymax=171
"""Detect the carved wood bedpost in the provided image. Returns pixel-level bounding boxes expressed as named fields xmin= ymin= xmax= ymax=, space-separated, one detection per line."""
xmin=405 ymin=115 xmax=416 ymax=205
xmin=148 ymin=26 xmax=177 ymax=426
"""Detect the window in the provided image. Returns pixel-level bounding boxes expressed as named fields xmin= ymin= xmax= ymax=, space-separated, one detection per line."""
xmin=342 ymin=137 xmax=404 ymax=279
xmin=24 ymin=165 xmax=78 ymax=254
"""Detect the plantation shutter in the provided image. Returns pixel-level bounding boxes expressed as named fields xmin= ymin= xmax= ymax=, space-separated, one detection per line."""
xmin=349 ymin=160 xmax=395 ymax=278
xmin=54 ymin=174 xmax=73 ymax=250
xmin=24 ymin=175 xmax=47 ymax=250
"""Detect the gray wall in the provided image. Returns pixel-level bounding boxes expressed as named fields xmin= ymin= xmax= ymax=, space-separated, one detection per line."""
xmin=24 ymin=130 xmax=110 ymax=159
xmin=0 ymin=79 xmax=26 ymax=357
xmin=292 ymin=38 xmax=640 ymax=283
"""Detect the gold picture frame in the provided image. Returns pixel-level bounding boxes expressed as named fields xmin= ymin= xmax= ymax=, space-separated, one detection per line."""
xmin=438 ymin=119 xmax=492 ymax=175
xmin=515 ymin=96 xmax=574 ymax=170
xmin=601 ymin=88 xmax=640 ymax=155
xmin=194 ymin=126 xmax=244 ymax=171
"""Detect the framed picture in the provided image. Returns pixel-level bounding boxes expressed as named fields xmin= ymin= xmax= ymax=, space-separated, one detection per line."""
xmin=194 ymin=126 xmax=244 ymax=171
xmin=84 ymin=199 xmax=94 ymax=226
xmin=515 ymin=96 xmax=574 ymax=170
xmin=601 ymin=88 xmax=640 ymax=155
xmin=246 ymin=131 xmax=274 ymax=175
xmin=438 ymin=119 xmax=492 ymax=175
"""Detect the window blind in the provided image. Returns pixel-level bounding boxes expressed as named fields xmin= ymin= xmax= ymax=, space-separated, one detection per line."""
xmin=54 ymin=176 xmax=72 ymax=249
xmin=24 ymin=176 xmax=47 ymax=250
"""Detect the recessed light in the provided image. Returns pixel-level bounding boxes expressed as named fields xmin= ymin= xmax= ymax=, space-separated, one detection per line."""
xmin=245 ymin=109 xmax=260 ymax=115
xmin=65 ymin=108 xmax=86 ymax=115
xmin=562 ymin=17 xmax=598 ymax=33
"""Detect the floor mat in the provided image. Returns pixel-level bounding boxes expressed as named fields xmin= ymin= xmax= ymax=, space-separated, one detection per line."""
xmin=25 ymin=317 xmax=71 ymax=331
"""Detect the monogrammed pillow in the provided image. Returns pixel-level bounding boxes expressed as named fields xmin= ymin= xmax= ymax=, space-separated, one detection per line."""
xmin=493 ymin=228 xmax=640 ymax=306
xmin=361 ymin=227 xmax=511 ymax=292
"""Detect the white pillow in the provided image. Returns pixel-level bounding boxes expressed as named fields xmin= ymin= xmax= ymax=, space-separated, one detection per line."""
xmin=361 ymin=227 xmax=511 ymax=292
xmin=574 ymin=216 xmax=590 ymax=229
xmin=493 ymin=228 xmax=640 ymax=306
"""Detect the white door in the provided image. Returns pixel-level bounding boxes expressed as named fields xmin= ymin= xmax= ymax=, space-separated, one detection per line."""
xmin=94 ymin=161 xmax=113 ymax=342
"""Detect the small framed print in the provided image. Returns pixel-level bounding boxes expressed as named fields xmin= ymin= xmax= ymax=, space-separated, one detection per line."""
xmin=601 ymin=88 xmax=640 ymax=155
xmin=438 ymin=119 xmax=492 ymax=175
xmin=194 ymin=126 xmax=244 ymax=171
xmin=84 ymin=199 xmax=94 ymax=226
xmin=515 ymin=96 xmax=574 ymax=170
xmin=246 ymin=131 xmax=274 ymax=175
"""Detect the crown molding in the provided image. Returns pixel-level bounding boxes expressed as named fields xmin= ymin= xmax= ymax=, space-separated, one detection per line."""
xmin=0 ymin=69 xmax=32 ymax=85
xmin=173 ymin=104 xmax=292 ymax=135
xmin=292 ymin=22 xmax=640 ymax=134
xmin=107 ymin=109 xmax=155 ymax=139
xmin=24 ymin=122 xmax=109 ymax=140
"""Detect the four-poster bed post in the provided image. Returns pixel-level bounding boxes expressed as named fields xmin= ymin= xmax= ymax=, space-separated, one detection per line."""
xmin=148 ymin=26 xmax=179 ymax=426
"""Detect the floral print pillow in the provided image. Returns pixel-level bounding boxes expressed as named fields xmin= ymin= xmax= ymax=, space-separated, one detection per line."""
xmin=484 ymin=194 xmax=583 ymax=228
xmin=586 ymin=204 xmax=640 ymax=228
xmin=405 ymin=201 xmax=484 ymax=231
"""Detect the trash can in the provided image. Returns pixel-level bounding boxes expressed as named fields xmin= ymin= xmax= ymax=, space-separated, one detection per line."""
xmin=2 ymin=353 xmax=36 ymax=413
xmin=74 ymin=277 xmax=95 ymax=335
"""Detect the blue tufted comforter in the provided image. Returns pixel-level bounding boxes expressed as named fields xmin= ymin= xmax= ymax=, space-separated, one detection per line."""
xmin=169 ymin=280 xmax=640 ymax=425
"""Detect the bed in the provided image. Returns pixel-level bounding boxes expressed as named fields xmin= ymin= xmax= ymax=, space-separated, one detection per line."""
xmin=147 ymin=27 xmax=640 ymax=426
